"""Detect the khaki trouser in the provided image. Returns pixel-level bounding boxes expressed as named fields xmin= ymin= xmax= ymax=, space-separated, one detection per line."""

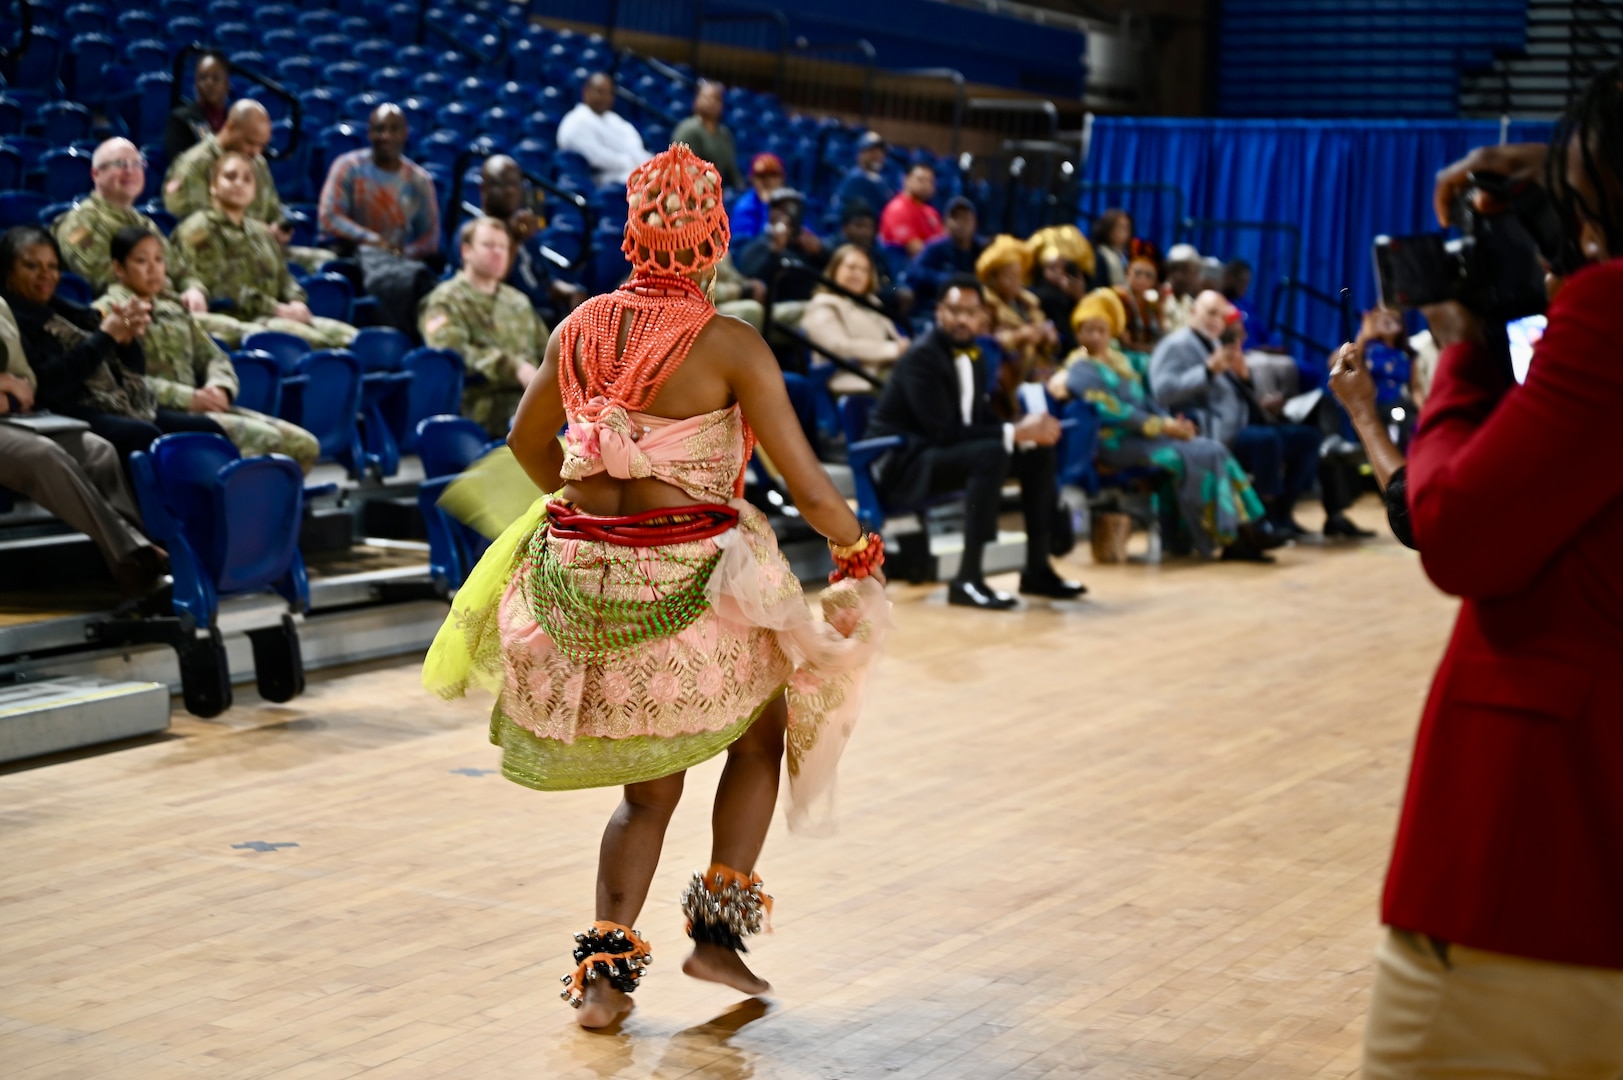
xmin=0 ymin=426 xmax=150 ymax=569
xmin=1364 ymin=927 xmax=1623 ymax=1079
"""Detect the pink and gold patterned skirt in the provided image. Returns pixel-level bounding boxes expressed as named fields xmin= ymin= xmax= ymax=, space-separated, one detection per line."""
xmin=425 ymin=498 xmax=889 ymax=833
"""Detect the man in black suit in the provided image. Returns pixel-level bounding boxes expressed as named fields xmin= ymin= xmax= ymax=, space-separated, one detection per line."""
xmin=866 ymin=275 xmax=1085 ymax=610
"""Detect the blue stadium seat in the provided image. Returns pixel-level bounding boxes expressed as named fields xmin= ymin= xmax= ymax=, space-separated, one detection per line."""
xmin=297 ymin=10 xmax=343 ymax=36
xmin=836 ymin=394 xmax=911 ymax=535
xmin=276 ymin=57 xmax=321 ymax=93
xmin=0 ymin=98 xmax=22 ymax=137
xmin=0 ymin=191 xmax=51 ymax=230
xmin=9 ymin=26 xmax=64 ymax=92
xmin=350 ymin=327 xmax=414 ymax=478
xmin=414 ymin=414 xmax=500 ymax=589
xmin=435 ymin=101 xmax=478 ymax=138
xmin=159 ymin=0 xmax=201 ymax=18
xmin=129 ymin=432 xmax=311 ymax=634
xmin=369 ymin=66 xmax=412 ymax=100
xmin=114 ymin=10 xmax=160 ymax=42
xmin=303 ymin=273 xmax=355 ymax=324
xmin=64 ymin=3 xmax=112 ymax=34
xmin=291 ymin=349 xmax=367 ymax=475
xmin=319 ymin=122 xmax=368 ymax=159
xmin=386 ymin=2 xmax=417 ymax=45
xmin=324 ymin=62 xmax=369 ymax=98
xmin=297 ymin=89 xmax=342 ymax=133
xmin=166 ymin=16 xmax=207 ymax=51
xmin=343 ymin=92 xmax=386 ymax=122
xmin=399 ymin=347 xmax=466 ymax=453
xmin=36 ymin=101 xmax=92 ymax=146
xmin=123 ymin=38 xmax=169 ymax=75
xmin=261 ymin=29 xmax=302 ymax=62
xmin=66 ymin=34 xmax=117 ymax=108
xmin=231 ymin=350 xmax=283 ymax=417
xmin=309 ymin=35 xmax=351 ymax=66
xmin=38 ymin=147 xmax=91 ymax=203
xmin=55 ymin=272 xmax=93 ymax=305
xmin=254 ymin=4 xmax=298 ymax=30
xmin=241 ymin=329 xmax=311 ymax=377
xmin=354 ymin=40 xmax=395 ymax=70
xmin=213 ymin=23 xmax=253 ymax=55
xmin=0 ymin=146 xmax=22 ymax=191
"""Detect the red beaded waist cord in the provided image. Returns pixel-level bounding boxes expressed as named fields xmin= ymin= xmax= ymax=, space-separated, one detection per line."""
xmin=547 ymin=501 xmax=739 ymax=547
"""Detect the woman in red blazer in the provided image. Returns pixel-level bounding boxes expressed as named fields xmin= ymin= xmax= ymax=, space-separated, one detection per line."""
xmin=1362 ymin=68 xmax=1623 ymax=1077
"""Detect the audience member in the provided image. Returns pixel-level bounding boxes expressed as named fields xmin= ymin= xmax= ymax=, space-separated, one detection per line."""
xmin=54 ymin=139 xmax=207 ymax=311
xmin=801 ymin=244 xmax=909 ymax=394
xmin=0 ymin=226 xmax=225 ymax=465
xmin=1358 ymin=306 xmax=1416 ymax=413
xmin=98 ymin=227 xmax=318 ymax=471
xmin=1050 ymin=289 xmax=1279 ymax=561
xmin=1027 ymin=226 xmax=1096 ymax=354
xmin=729 ymin=153 xmax=783 ymax=243
xmin=172 ymin=153 xmax=357 ymax=349
xmin=670 ymin=80 xmax=742 ymax=190
xmin=479 ymin=155 xmax=586 ymax=323
xmin=1220 ymin=257 xmax=1299 ymax=398
xmin=710 ymin=253 xmax=768 ymax=331
xmin=878 ymin=163 xmax=944 ymax=256
xmin=0 ymin=296 xmax=167 ymax=596
xmin=164 ymin=51 xmax=230 ymax=163
xmin=909 ymin=196 xmax=985 ymax=304
xmin=419 ymin=217 xmax=548 ymax=437
xmin=317 ymin=104 xmax=440 ymax=261
xmin=832 ymin=132 xmax=895 ymax=223
xmin=867 ymin=276 xmax=1082 ymax=609
xmin=976 ymin=234 xmax=1059 ymax=417
xmin=1150 ymin=291 xmax=1354 ymax=537
xmin=836 ymin=199 xmax=911 ymax=316
xmin=1115 ymin=247 xmax=1164 ymax=352
xmin=1090 ymin=209 xmax=1134 ymax=288
xmin=555 ymin=73 xmax=650 ymax=188
xmin=163 ymin=100 xmax=333 ymax=274
xmin=735 ymin=188 xmax=827 ymax=302
xmin=1159 ymin=243 xmax=1203 ymax=334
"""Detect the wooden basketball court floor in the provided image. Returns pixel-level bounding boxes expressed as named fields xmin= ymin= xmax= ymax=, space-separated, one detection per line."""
xmin=0 ymin=497 xmax=1459 ymax=1079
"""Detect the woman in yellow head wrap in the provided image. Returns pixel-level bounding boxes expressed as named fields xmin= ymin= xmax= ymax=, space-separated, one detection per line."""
xmin=1050 ymin=289 xmax=1275 ymax=561
xmin=976 ymin=234 xmax=1058 ymax=418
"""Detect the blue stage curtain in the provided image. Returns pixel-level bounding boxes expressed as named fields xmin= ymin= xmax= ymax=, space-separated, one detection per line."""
xmin=1082 ymin=117 xmax=1553 ymax=369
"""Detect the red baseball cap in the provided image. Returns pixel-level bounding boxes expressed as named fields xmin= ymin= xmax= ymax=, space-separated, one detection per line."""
xmin=750 ymin=152 xmax=784 ymax=177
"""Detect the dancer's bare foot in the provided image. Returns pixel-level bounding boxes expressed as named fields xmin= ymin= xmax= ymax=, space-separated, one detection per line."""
xmin=682 ymin=942 xmax=771 ymax=995
xmin=576 ymin=982 xmax=634 ymax=1030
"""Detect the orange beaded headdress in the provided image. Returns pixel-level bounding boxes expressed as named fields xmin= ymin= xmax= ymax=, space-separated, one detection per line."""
xmin=621 ymin=143 xmax=731 ymax=277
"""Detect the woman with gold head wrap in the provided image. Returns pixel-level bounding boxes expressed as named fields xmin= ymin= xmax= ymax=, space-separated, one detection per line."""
xmin=976 ymin=234 xmax=1059 ymax=418
xmin=1052 ymin=289 xmax=1277 ymax=561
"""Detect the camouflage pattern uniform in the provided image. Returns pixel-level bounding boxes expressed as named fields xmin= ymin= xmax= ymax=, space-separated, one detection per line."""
xmin=171 ymin=209 xmax=356 ymax=350
xmin=162 ymin=133 xmax=335 ymax=271
xmin=53 ymin=194 xmax=208 ymax=298
xmin=97 ymin=284 xmax=320 ymax=470
xmin=418 ymin=272 xmax=549 ymax=436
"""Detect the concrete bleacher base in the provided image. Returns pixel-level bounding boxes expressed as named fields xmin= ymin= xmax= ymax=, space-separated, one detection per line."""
xmin=0 ymin=675 xmax=170 ymax=764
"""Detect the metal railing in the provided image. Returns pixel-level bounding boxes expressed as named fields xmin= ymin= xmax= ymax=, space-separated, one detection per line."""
xmin=1266 ymin=276 xmax=1353 ymax=369
xmin=171 ymin=43 xmax=303 ymax=160
xmin=781 ymin=38 xmax=878 ymax=126
xmin=762 ymin=258 xmax=891 ymax=389
xmin=870 ymin=66 xmax=967 ymax=156
xmin=443 ymin=146 xmax=596 ymax=272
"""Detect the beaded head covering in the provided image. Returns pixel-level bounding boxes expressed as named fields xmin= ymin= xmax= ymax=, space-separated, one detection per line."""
xmin=621 ymin=143 xmax=731 ymax=277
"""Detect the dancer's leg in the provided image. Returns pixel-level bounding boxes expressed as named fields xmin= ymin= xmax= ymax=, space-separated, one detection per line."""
xmin=578 ymin=770 xmax=686 ymax=1028
xmin=684 ymin=693 xmax=787 ymax=995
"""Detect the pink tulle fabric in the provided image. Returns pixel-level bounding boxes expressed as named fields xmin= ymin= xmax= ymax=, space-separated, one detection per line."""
xmin=501 ymin=398 xmax=890 ymax=833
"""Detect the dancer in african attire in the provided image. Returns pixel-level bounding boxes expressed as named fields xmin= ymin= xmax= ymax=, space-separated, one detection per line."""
xmin=423 ymin=146 xmax=890 ymax=1028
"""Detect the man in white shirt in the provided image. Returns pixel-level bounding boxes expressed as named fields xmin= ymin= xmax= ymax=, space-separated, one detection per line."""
xmin=865 ymin=275 xmax=1084 ymax=609
xmin=555 ymin=73 xmax=651 ymax=188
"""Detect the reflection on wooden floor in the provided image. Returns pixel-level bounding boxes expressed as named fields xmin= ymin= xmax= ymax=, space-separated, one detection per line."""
xmin=0 ymin=497 xmax=1458 ymax=1079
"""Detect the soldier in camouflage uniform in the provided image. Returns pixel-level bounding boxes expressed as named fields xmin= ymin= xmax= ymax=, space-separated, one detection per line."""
xmin=162 ymin=101 xmax=334 ymax=273
xmin=419 ymin=216 xmax=549 ymax=436
xmin=97 ymin=228 xmax=320 ymax=470
xmin=171 ymin=151 xmax=357 ymax=350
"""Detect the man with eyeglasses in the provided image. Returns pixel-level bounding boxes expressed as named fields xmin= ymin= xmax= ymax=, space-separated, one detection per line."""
xmin=54 ymin=138 xmax=210 ymax=315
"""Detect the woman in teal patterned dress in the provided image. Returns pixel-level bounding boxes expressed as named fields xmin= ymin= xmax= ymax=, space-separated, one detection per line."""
xmin=1054 ymin=288 xmax=1270 ymax=560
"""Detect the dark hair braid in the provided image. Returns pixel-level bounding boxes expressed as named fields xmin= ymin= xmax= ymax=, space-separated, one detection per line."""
xmin=1548 ymin=62 xmax=1623 ymax=258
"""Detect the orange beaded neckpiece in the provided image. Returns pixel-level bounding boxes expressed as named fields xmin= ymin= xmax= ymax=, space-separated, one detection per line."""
xmin=555 ymin=144 xmax=756 ymax=495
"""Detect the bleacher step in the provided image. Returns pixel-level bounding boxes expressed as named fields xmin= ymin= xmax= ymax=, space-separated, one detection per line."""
xmin=0 ymin=675 xmax=170 ymax=765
